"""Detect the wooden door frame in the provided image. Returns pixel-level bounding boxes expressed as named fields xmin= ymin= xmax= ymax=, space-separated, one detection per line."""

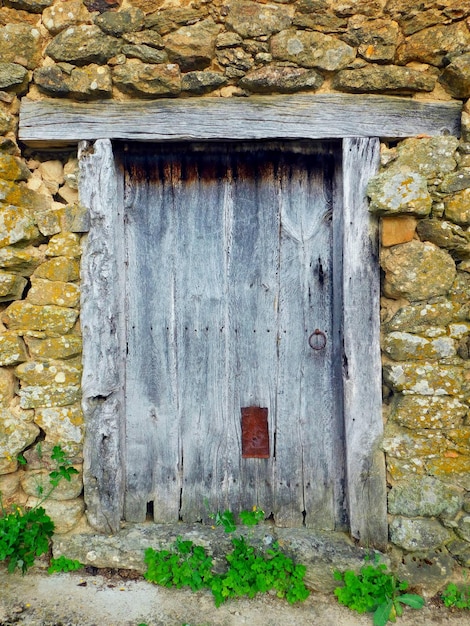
xmin=19 ymin=94 xmax=462 ymax=550
xmin=79 ymin=136 xmax=386 ymax=547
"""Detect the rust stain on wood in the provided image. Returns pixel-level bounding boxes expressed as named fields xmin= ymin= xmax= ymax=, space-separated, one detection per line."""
xmin=241 ymin=407 xmax=269 ymax=458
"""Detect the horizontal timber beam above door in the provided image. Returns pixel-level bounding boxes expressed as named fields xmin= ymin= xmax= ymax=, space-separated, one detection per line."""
xmin=19 ymin=94 xmax=461 ymax=147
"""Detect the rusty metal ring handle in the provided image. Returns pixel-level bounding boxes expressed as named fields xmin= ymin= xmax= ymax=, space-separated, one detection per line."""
xmin=308 ymin=329 xmax=327 ymax=351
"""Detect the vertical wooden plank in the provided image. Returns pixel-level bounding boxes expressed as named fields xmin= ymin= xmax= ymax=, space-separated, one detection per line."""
xmin=80 ymin=139 xmax=125 ymax=533
xmin=274 ymin=150 xmax=336 ymax=528
xmin=342 ymin=137 xmax=388 ymax=549
xmin=122 ymin=152 xmax=182 ymax=523
xmin=228 ymin=153 xmax=279 ymax=515
xmin=175 ymin=153 xmax=236 ymax=522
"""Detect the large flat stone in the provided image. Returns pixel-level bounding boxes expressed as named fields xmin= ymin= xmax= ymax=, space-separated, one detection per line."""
xmin=53 ymin=523 xmax=384 ymax=593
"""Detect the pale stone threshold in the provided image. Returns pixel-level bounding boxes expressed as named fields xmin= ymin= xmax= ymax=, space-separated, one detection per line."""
xmin=52 ymin=522 xmax=374 ymax=593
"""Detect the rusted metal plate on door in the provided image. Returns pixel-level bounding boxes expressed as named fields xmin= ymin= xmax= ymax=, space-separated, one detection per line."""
xmin=241 ymin=407 xmax=269 ymax=458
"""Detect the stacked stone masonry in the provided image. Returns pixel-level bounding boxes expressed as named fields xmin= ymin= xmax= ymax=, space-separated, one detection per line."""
xmin=0 ymin=0 xmax=470 ymax=577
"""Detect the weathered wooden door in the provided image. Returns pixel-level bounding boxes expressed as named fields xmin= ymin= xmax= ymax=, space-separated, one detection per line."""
xmin=119 ymin=142 xmax=346 ymax=529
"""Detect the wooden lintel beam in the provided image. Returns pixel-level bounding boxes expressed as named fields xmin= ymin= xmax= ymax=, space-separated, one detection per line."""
xmin=19 ymin=94 xmax=462 ymax=146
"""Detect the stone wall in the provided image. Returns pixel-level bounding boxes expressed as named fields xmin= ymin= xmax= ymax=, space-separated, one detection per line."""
xmin=0 ymin=0 xmax=470 ymax=575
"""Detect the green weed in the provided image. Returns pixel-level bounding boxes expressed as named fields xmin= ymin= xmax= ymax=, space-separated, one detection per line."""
xmin=0 ymin=445 xmax=78 ymax=574
xmin=48 ymin=555 xmax=84 ymax=574
xmin=144 ymin=508 xmax=310 ymax=607
xmin=334 ymin=559 xmax=424 ymax=626
xmin=441 ymin=582 xmax=470 ymax=609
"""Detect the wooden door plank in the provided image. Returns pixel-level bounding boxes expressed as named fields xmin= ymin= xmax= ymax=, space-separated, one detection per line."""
xmin=274 ymin=150 xmax=336 ymax=528
xmin=20 ymin=95 xmax=461 ymax=146
xmin=228 ymin=154 xmax=279 ymax=516
xmin=342 ymin=137 xmax=388 ymax=549
xmin=80 ymin=139 xmax=126 ymax=533
xmin=122 ymin=153 xmax=182 ymax=523
xmin=174 ymin=154 xmax=237 ymax=522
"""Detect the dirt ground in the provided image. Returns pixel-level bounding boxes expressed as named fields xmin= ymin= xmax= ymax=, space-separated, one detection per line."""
xmin=2 ymin=569 xmax=470 ymax=626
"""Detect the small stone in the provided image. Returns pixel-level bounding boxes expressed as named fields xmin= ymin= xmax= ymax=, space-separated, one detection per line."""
xmin=122 ymin=44 xmax=168 ymax=65
xmin=0 ymin=24 xmax=42 ymax=70
xmin=428 ymin=456 xmax=470 ymax=491
xmin=417 ymin=219 xmax=470 ymax=259
xmin=440 ymin=169 xmax=470 ymax=194
xmin=0 ymin=155 xmax=30 ymax=182
xmin=112 ymin=60 xmax=181 ymax=97
xmin=122 ymin=30 xmax=164 ymax=49
xmin=383 ymin=331 xmax=455 ymax=361
xmin=38 ymin=160 xmax=64 ymax=187
xmin=216 ymin=32 xmax=243 ymax=48
xmin=24 ymin=335 xmax=82 ymax=360
xmin=383 ymin=362 xmax=462 ymax=395
xmin=381 ymin=216 xmax=417 ymax=246
xmin=19 ymin=384 xmax=80 ymax=409
xmin=389 ymin=516 xmax=454 ymax=551
xmin=225 ymin=0 xmax=294 ymax=38
xmin=46 ymin=25 xmax=121 ymax=66
xmin=271 ymin=29 xmax=355 ymax=71
xmin=216 ymin=47 xmax=254 ymax=77
xmin=390 ymin=395 xmax=468 ymax=430
xmin=440 ymin=53 xmax=470 ymax=99
xmin=0 ymin=180 xmax=49 ymax=213
xmin=35 ymin=208 xmax=61 ymax=236
xmin=0 ymin=369 xmax=14 ymax=407
xmin=0 ymin=205 xmax=39 ymax=248
xmin=333 ymin=65 xmax=435 ymax=94
xmin=456 ymin=516 xmax=470 ymax=542
xmin=239 ymin=65 xmax=323 ymax=93
xmin=26 ymin=496 xmax=84 ymax=533
xmin=0 ymin=332 xmax=27 ymax=365
xmin=386 ymin=301 xmax=464 ymax=333
xmin=33 ymin=256 xmax=80 ymax=282
xmin=6 ymin=0 xmax=53 ymax=12
xmin=181 ymin=71 xmax=227 ymax=94
xmin=35 ymin=63 xmax=113 ymax=100
xmin=368 ymin=167 xmax=431 ymax=216
xmin=45 ymin=233 xmax=81 ymax=258
xmin=145 ymin=7 xmax=207 ymax=35
xmin=164 ymin=19 xmax=222 ymax=72
xmin=34 ymin=403 xmax=84 ymax=447
xmin=0 ymin=271 xmax=27 ymax=302
xmin=16 ymin=359 xmax=81 ymax=386
xmin=0 ymin=472 xmax=20 ymax=503
xmin=397 ymin=22 xmax=470 ymax=67
xmin=342 ymin=16 xmax=399 ymax=62
xmin=0 ymin=407 xmax=39 ymax=475
xmin=21 ymin=467 xmax=82 ymax=500
xmin=57 ymin=183 xmax=79 ymax=205
xmin=26 ymin=277 xmax=80 ymax=308
xmin=293 ymin=12 xmax=347 ymax=33
xmin=444 ymin=189 xmax=470 ymax=225
xmin=2 ymin=301 xmax=79 ymax=335
xmin=381 ymin=240 xmax=456 ymax=301
xmin=42 ymin=0 xmax=91 ymax=36
xmin=94 ymin=7 xmax=145 ymax=36
xmin=388 ymin=476 xmax=463 ymax=518
xmin=0 ymin=63 xmax=29 ymax=93
xmin=0 ymin=109 xmax=13 ymax=134
xmin=395 ymin=136 xmax=459 ymax=179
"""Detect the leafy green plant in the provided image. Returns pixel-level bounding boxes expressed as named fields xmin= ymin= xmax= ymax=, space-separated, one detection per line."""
xmin=210 ymin=509 xmax=236 ymax=533
xmin=239 ymin=506 xmax=265 ymax=526
xmin=442 ymin=582 xmax=470 ymax=609
xmin=144 ymin=512 xmax=310 ymax=608
xmin=0 ymin=445 xmax=78 ymax=574
xmin=334 ymin=561 xmax=424 ymax=626
xmin=210 ymin=535 xmax=309 ymax=607
xmin=48 ymin=555 xmax=84 ymax=574
xmin=144 ymin=537 xmax=214 ymax=591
